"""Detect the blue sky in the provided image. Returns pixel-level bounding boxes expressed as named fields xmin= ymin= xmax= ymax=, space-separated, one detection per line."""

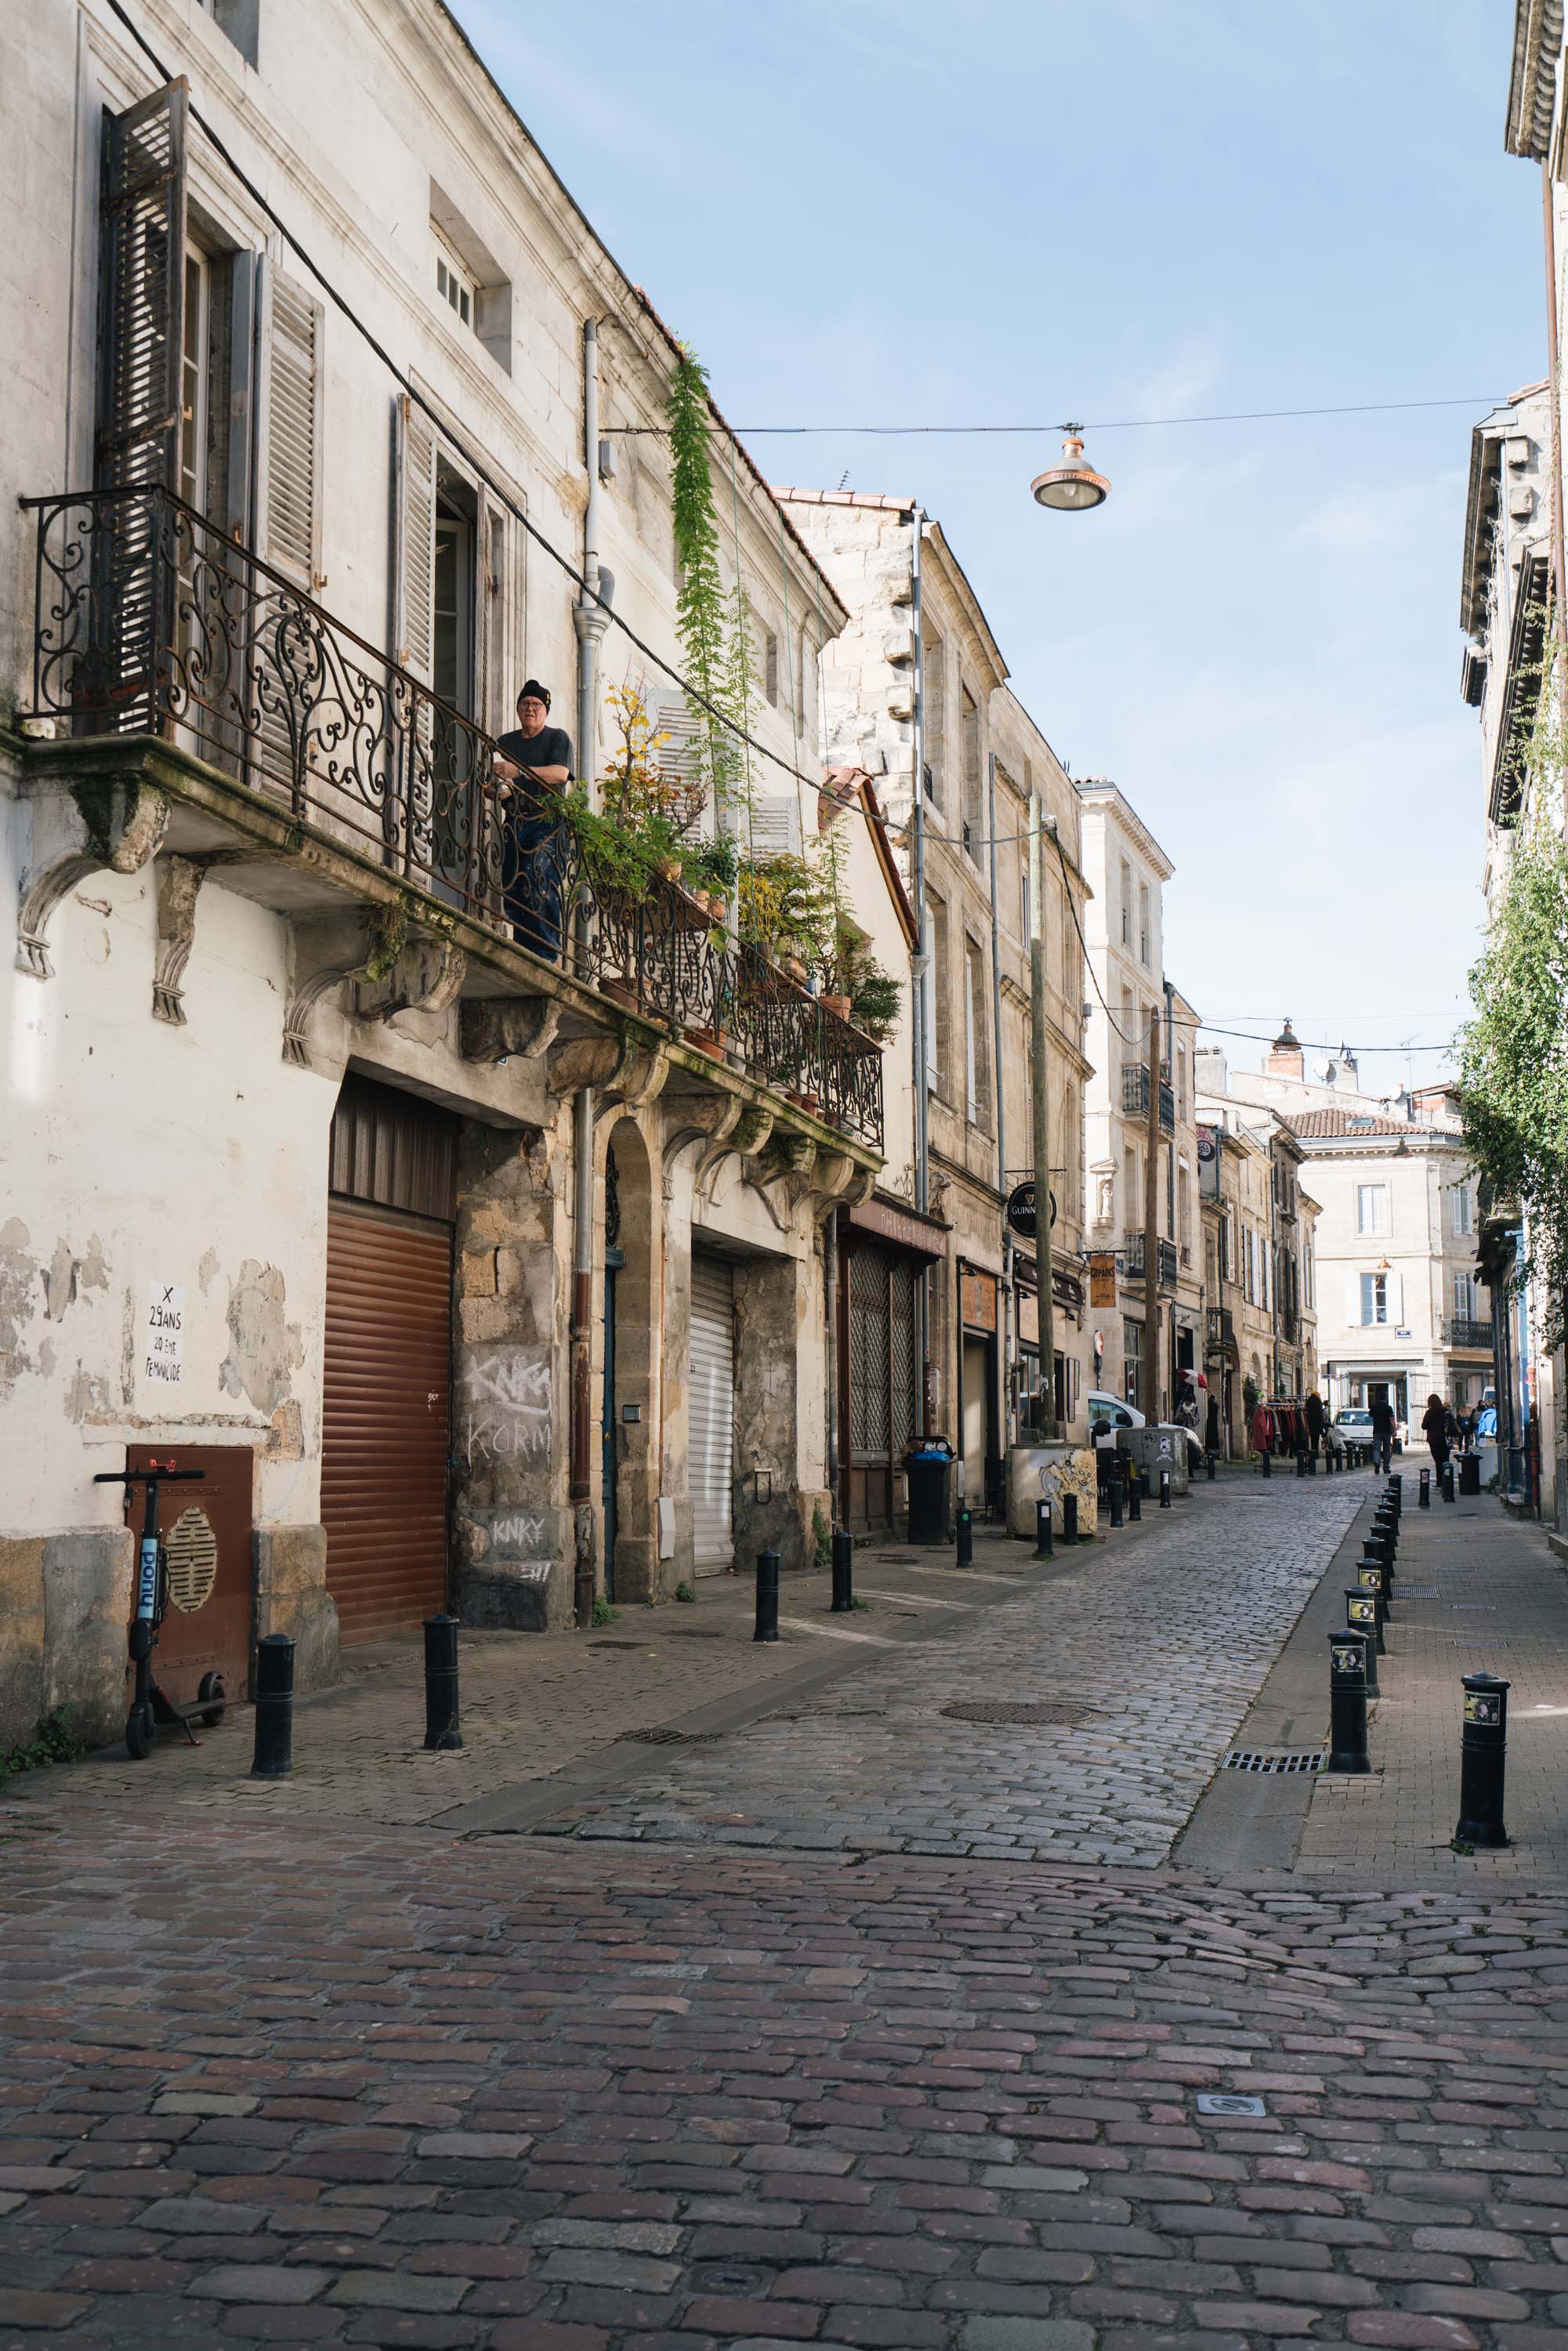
xmin=462 ymin=0 xmax=1539 ymax=1089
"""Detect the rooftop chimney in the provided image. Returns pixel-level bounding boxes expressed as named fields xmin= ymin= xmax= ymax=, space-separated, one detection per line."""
xmin=1266 ymin=1018 xmax=1305 ymax=1081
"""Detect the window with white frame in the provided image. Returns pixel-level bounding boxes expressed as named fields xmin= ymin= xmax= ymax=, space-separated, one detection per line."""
xmin=1450 ymin=1181 xmax=1474 ymax=1236
xmin=1356 ymin=1183 xmax=1388 ymax=1235
xmin=1360 ymin=1271 xmax=1389 ymax=1326
xmin=1454 ymin=1273 xmax=1479 ymax=1319
xmin=433 ymin=235 xmax=480 ymax=333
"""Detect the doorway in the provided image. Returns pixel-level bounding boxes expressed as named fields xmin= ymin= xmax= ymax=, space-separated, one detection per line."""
xmin=961 ymin=1334 xmax=993 ymax=1505
xmin=689 ymin=1252 xmax=736 ymax=1575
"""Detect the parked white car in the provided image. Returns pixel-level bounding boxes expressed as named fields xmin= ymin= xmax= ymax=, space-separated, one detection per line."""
xmin=1334 ymin=1407 xmax=1406 ymax=1454
xmin=1088 ymin=1389 xmax=1204 ymax=1470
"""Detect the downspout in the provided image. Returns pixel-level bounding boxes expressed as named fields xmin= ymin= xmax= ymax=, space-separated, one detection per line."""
xmin=570 ymin=317 xmax=610 ymax=1628
xmin=1544 ymin=164 xmax=1568 ymax=714
xmin=1164 ymin=976 xmax=1177 ymax=1393
xmin=824 ymin=1209 xmax=840 ymax=1520
xmin=987 ymin=748 xmax=1009 ymax=1448
xmin=909 ymin=507 xmax=932 ymax=1433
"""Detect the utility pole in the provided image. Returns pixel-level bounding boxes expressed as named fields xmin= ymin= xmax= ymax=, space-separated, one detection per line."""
xmin=1028 ymin=797 xmax=1057 ymax=1439
xmin=1143 ymin=1003 xmax=1162 ymax=1424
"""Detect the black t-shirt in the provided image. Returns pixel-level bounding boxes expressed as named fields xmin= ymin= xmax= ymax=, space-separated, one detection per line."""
xmin=498 ymin=724 xmax=574 ymax=783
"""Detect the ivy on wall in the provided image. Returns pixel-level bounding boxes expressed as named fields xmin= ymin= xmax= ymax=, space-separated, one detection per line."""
xmin=666 ymin=342 xmax=752 ymax=817
xmin=1459 ymin=788 xmax=1568 ymax=1345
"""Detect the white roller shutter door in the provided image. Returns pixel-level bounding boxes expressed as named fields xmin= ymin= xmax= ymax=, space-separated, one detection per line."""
xmin=689 ymin=1253 xmax=735 ymax=1575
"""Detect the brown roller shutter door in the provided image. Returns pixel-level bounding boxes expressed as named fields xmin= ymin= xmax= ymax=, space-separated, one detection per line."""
xmin=322 ymin=1204 xmax=451 ymax=1641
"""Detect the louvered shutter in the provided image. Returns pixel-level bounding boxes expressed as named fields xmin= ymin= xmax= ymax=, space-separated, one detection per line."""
xmin=748 ymin=794 xmax=802 ymax=858
xmin=394 ymin=393 xmax=438 ymax=683
xmin=650 ymin=690 xmax=704 ymax=789
xmin=255 ymin=263 xmax=323 ymax=588
xmin=922 ymin=909 xmax=937 ymax=1086
xmin=96 ymin=81 xmax=188 ymax=496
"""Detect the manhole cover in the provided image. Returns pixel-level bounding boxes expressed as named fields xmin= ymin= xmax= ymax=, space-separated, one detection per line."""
xmin=940 ymin=1701 xmax=1092 ymax=1726
xmin=619 ymin=1726 xmax=722 ymax=1745
xmin=1224 ymin=1749 xmax=1324 ymax=1773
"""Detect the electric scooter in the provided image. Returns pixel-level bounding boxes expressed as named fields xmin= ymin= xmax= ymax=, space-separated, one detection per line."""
xmin=95 ymin=1460 xmax=226 ymax=1759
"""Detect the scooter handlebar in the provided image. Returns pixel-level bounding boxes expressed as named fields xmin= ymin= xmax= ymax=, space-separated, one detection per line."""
xmin=93 ymin=1468 xmax=207 ymax=1485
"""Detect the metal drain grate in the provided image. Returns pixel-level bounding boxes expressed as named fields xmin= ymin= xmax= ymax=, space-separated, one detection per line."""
xmin=941 ymin=1701 xmax=1094 ymax=1726
xmin=589 ymin=1641 xmax=645 ymax=1652
xmin=668 ymin=1625 xmax=726 ymax=1639
xmin=1224 ymin=1748 xmax=1326 ymax=1773
xmin=619 ymin=1726 xmax=722 ymax=1746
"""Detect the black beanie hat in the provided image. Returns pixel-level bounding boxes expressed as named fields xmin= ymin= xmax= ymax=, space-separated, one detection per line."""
xmin=518 ymin=680 xmax=551 ymax=710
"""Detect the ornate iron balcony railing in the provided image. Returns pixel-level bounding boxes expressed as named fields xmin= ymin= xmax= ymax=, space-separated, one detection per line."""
xmin=1124 ymin=1231 xmax=1178 ymax=1289
xmin=1448 ymin=1317 xmax=1494 ymax=1351
xmin=20 ymin=485 xmax=882 ymax=1147
xmin=1121 ymin=1061 xmax=1175 ymax=1130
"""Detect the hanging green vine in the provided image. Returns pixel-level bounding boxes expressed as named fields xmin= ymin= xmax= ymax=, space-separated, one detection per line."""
xmin=1458 ymin=788 xmax=1568 ymax=1345
xmin=667 ymin=343 xmax=751 ymax=816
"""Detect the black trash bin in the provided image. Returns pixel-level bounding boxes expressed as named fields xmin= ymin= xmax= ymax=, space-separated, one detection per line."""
xmin=906 ymin=1441 xmax=954 ymax=1545
xmin=1458 ymin=1453 xmax=1481 ymax=1497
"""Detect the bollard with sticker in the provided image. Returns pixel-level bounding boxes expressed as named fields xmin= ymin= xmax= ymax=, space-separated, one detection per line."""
xmin=1327 ymin=1632 xmax=1371 ymax=1774
xmin=1454 ymin=1672 xmax=1509 ymax=1849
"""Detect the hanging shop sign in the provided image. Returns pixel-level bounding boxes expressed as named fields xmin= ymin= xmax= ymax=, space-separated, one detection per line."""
xmin=1005 ymin=1182 xmax=1056 ymax=1240
xmin=1088 ymin=1250 xmax=1117 ymax=1306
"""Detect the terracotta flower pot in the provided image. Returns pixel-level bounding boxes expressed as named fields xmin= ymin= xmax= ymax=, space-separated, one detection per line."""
xmin=820 ymin=994 xmax=851 ymax=1020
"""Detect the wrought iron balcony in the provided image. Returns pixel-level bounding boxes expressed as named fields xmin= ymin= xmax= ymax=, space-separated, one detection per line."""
xmin=20 ymin=485 xmax=882 ymax=1147
xmin=1206 ymin=1305 xmax=1235 ymax=1357
xmin=1124 ymin=1231 xmax=1178 ymax=1289
xmin=1122 ymin=1061 xmax=1175 ymax=1129
xmin=1448 ymin=1317 xmax=1494 ymax=1352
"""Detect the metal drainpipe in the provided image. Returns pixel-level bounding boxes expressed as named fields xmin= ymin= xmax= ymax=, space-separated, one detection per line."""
xmin=909 ymin=507 xmax=932 ymax=1433
xmin=1164 ymin=976 xmax=1177 ymax=1390
xmin=987 ymin=749 xmax=1008 ymax=1452
xmin=570 ymin=317 xmax=604 ymax=1629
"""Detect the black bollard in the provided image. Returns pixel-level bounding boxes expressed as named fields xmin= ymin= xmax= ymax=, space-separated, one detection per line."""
xmin=1206 ymin=1449 xmax=1217 ymax=1482
xmin=1295 ymin=1447 xmax=1306 ymax=1479
xmin=1419 ymin=1466 xmax=1431 ymax=1508
xmin=1441 ymin=1461 xmax=1456 ymax=1505
xmin=1454 ymin=1672 xmax=1510 ymax=1849
xmin=754 ymin=1549 xmax=780 ymax=1643
xmin=956 ymin=1505 xmax=973 ymax=1567
xmin=1261 ymin=1446 xmax=1272 ymax=1478
xmin=1389 ymin=1473 xmax=1403 ymax=1516
xmin=422 ymin=1613 xmax=464 ymax=1751
xmin=1308 ymin=1448 xmax=1318 ymax=1476
xmin=1109 ymin=1469 xmax=1124 ymax=1528
xmin=1327 ymin=1631 xmax=1371 ymax=1774
xmin=1353 ymin=1567 xmax=1387 ymax=1654
xmin=1128 ymin=1464 xmax=1143 ymax=1521
xmin=1357 ymin=1556 xmax=1389 ymax=1640
xmin=1159 ymin=1465 xmax=1171 ymax=1509
xmin=1345 ymin=1588 xmax=1381 ymax=1694
xmin=1034 ymin=1497 xmax=1054 ymax=1559
xmin=1062 ymin=1491 xmax=1080 ymax=1548
xmin=831 ymin=1529 xmax=854 ymax=1614
xmin=251 ymin=1633 xmax=295 ymax=1780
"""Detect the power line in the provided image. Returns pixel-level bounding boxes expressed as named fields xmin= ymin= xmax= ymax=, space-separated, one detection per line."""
xmin=610 ymin=395 xmax=1506 ymax=439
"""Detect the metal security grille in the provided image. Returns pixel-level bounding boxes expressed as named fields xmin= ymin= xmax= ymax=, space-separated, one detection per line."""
xmin=1223 ymin=1749 xmax=1326 ymax=1773
xmin=890 ymin=1258 xmax=917 ymax=1460
xmin=689 ymin=1254 xmax=736 ymax=1575
xmin=849 ymin=1247 xmax=892 ymax=1462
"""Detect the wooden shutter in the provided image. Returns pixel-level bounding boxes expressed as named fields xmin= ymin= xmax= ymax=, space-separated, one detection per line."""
xmin=748 ymin=793 xmax=802 ymax=858
xmin=255 ymin=261 xmax=323 ymax=587
xmin=96 ymin=81 xmax=188 ymax=495
xmin=393 ymin=393 xmax=438 ymax=681
xmin=650 ymin=690 xmax=704 ymax=790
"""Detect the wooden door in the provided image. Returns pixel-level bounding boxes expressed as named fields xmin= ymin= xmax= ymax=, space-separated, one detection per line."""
xmin=321 ymin=1201 xmax=452 ymax=1641
xmin=125 ymin=1444 xmax=254 ymax=1704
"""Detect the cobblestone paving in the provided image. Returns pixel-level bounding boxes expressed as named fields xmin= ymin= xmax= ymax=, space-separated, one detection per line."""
xmin=535 ymin=1481 xmax=1366 ymax=1865
xmin=5 ymin=1816 xmax=1568 ymax=2349
xmin=0 ymin=1553 xmax=1038 ymax=1833
xmin=1300 ymin=1499 xmax=1568 ymax=1881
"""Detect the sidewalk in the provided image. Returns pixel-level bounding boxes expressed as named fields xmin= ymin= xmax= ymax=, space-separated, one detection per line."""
xmin=1298 ymin=1487 xmax=1568 ymax=1880
xmin=0 ymin=1527 xmax=1059 ymax=1835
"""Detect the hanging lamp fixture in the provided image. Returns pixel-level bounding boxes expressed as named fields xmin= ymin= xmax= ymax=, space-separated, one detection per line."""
xmin=1032 ymin=423 xmax=1110 ymax=511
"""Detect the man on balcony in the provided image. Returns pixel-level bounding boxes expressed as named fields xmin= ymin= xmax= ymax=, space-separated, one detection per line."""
xmin=496 ymin=682 xmax=574 ymax=961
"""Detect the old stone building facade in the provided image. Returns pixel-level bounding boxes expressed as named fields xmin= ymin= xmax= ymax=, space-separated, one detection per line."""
xmin=776 ymin=491 xmax=1093 ymax=1525
xmin=0 ymin=0 xmax=892 ymax=1748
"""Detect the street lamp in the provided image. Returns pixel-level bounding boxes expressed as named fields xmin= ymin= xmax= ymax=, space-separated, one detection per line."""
xmin=1032 ymin=424 xmax=1111 ymax=512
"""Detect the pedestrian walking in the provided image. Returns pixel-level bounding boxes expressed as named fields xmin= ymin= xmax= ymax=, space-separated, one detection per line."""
xmin=1305 ymin=1389 xmax=1326 ymax=1462
xmin=1421 ymin=1392 xmax=1452 ymax=1477
xmin=1369 ymin=1393 xmax=1396 ymax=1475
